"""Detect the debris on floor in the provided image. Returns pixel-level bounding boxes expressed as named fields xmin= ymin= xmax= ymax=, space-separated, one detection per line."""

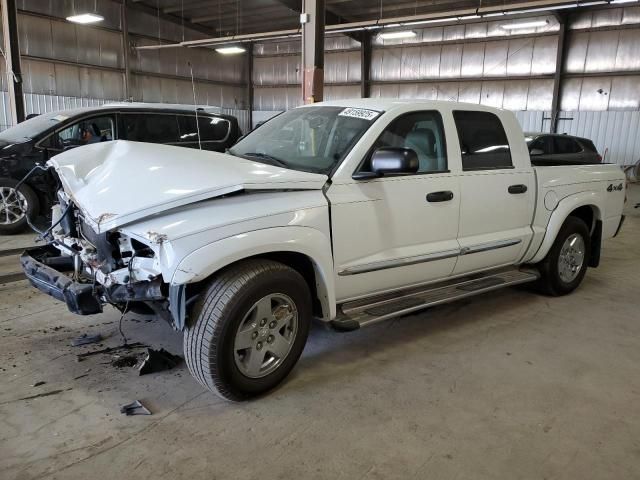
xmin=75 ymin=341 xmax=147 ymax=362
xmin=71 ymin=333 xmax=103 ymax=347
xmin=15 ymin=388 xmax=72 ymax=403
xmin=120 ymin=400 xmax=151 ymax=416
xmin=138 ymin=348 xmax=182 ymax=376
xmin=111 ymin=354 xmax=139 ymax=368
xmin=31 ymin=381 xmax=46 ymax=387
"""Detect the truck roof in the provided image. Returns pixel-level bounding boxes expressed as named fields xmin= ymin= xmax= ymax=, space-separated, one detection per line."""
xmin=307 ymin=98 xmax=507 ymax=115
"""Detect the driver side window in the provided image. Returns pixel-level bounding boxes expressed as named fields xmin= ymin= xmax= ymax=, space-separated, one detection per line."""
xmin=43 ymin=116 xmax=114 ymax=151
xmin=361 ymin=111 xmax=448 ymax=174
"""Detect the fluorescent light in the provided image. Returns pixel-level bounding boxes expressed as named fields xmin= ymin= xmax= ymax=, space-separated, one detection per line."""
xmin=501 ymin=19 xmax=549 ymax=30
xmin=66 ymin=13 xmax=104 ymax=24
xmin=215 ymin=46 xmax=246 ymax=54
xmin=611 ymin=0 xmax=638 ymax=4
xmin=378 ymin=30 xmax=417 ymax=40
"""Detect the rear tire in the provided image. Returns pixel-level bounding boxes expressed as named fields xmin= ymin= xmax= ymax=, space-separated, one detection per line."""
xmin=0 ymin=178 xmax=39 ymax=235
xmin=537 ymin=216 xmax=590 ymax=296
xmin=184 ymin=259 xmax=311 ymax=401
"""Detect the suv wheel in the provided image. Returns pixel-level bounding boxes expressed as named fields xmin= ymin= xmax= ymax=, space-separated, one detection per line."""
xmin=184 ymin=259 xmax=311 ymax=401
xmin=0 ymin=178 xmax=39 ymax=235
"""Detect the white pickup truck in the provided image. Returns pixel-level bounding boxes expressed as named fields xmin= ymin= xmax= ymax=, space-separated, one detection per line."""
xmin=21 ymin=99 xmax=626 ymax=401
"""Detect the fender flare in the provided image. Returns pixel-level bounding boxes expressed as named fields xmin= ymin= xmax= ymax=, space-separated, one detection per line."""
xmin=527 ymin=191 xmax=603 ymax=264
xmin=170 ymin=226 xmax=336 ymax=320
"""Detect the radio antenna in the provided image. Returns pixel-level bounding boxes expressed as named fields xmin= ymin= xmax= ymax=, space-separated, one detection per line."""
xmin=188 ymin=61 xmax=202 ymax=150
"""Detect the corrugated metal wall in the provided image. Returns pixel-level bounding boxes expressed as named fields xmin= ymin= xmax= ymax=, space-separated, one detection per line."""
xmin=1 ymin=0 xmax=250 ymax=132
xmin=251 ymin=6 xmax=640 ymax=165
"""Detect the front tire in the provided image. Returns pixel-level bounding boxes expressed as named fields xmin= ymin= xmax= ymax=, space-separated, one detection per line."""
xmin=0 ymin=178 xmax=39 ymax=235
xmin=184 ymin=259 xmax=312 ymax=401
xmin=537 ymin=216 xmax=590 ymax=296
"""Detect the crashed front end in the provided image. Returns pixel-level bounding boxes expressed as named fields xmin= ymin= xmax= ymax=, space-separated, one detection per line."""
xmin=20 ymin=191 xmax=179 ymax=324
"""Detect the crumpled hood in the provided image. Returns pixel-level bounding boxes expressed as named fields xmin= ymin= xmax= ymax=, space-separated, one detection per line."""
xmin=48 ymin=140 xmax=328 ymax=233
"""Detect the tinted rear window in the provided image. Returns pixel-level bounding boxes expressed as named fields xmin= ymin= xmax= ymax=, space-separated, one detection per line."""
xmin=453 ymin=111 xmax=512 ymax=171
xmin=177 ymin=115 xmax=230 ymax=143
xmin=581 ymin=139 xmax=598 ymax=153
xmin=554 ymin=137 xmax=581 ymax=154
xmin=123 ymin=114 xmax=179 ymax=144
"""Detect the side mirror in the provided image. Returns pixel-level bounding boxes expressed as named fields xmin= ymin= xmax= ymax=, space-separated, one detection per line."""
xmin=371 ymin=147 xmax=419 ymax=175
xmin=530 ymin=148 xmax=544 ymax=156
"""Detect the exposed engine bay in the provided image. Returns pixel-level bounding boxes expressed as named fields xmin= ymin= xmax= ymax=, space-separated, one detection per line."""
xmin=22 ymin=187 xmax=177 ymax=324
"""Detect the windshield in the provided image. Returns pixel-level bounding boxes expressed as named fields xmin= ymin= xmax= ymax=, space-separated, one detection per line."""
xmin=0 ymin=112 xmax=75 ymax=143
xmin=229 ymin=106 xmax=381 ymax=174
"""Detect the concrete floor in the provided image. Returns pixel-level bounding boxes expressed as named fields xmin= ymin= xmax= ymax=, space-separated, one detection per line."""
xmin=1 ymin=187 xmax=639 ymax=480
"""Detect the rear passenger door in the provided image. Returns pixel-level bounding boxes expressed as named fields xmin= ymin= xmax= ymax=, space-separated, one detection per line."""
xmin=452 ymin=110 xmax=535 ymax=275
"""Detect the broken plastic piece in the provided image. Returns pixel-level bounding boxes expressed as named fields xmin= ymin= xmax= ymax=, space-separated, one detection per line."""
xmin=138 ymin=348 xmax=182 ymax=376
xmin=71 ymin=333 xmax=103 ymax=347
xmin=120 ymin=400 xmax=151 ymax=416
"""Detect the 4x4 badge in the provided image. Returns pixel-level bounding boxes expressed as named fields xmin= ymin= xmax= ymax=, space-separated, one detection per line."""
xmin=607 ymin=183 xmax=623 ymax=192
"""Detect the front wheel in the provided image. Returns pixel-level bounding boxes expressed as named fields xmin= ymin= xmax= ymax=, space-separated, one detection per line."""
xmin=0 ymin=178 xmax=39 ymax=234
xmin=537 ymin=216 xmax=591 ymax=296
xmin=184 ymin=259 xmax=312 ymax=401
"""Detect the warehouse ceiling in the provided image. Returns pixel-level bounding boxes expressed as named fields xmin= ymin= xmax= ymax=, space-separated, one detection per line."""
xmin=129 ymin=0 xmax=591 ymax=37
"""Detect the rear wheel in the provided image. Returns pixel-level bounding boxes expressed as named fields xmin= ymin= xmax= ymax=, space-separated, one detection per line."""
xmin=184 ymin=259 xmax=311 ymax=401
xmin=0 ymin=178 xmax=39 ymax=235
xmin=537 ymin=216 xmax=590 ymax=296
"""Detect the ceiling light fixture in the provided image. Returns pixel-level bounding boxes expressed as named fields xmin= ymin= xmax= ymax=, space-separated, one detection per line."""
xmin=215 ymin=45 xmax=246 ymax=54
xmin=66 ymin=13 xmax=104 ymax=24
xmin=500 ymin=19 xmax=549 ymax=30
xmin=378 ymin=30 xmax=417 ymax=40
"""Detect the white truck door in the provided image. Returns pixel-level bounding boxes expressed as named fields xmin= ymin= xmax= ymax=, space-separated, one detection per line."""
xmin=327 ymin=110 xmax=461 ymax=302
xmin=451 ymin=110 xmax=535 ymax=275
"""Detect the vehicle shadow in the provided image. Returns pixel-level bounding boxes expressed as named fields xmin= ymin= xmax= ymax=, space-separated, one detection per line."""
xmin=278 ymin=285 xmax=542 ymax=396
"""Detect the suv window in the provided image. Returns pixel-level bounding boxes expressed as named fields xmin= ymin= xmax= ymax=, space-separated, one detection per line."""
xmin=177 ymin=115 xmax=231 ymax=144
xmin=42 ymin=115 xmax=114 ymax=151
xmin=365 ymin=111 xmax=448 ymax=173
xmin=529 ymin=136 xmax=553 ymax=154
xmin=122 ymin=113 xmax=180 ymax=144
xmin=453 ymin=111 xmax=512 ymax=171
xmin=554 ymin=136 xmax=582 ymax=154
xmin=581 ymin=139 xmax=598 ymax=153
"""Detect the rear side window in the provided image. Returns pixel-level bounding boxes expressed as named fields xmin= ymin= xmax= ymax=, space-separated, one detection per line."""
xmin=122 ymin=114 xmax=179 ymax=144
xmin=529 ymin=135 xmax=553 ymax=154
xmin=453 ymin=111 xmax=512 ymax=171
xmin=581 ymin=139 xmax=598 ymax=153
xmin=177 ymin=115 xmax=231 ymax=143
xmin=554 ymin=137 xmax=582 ymax=154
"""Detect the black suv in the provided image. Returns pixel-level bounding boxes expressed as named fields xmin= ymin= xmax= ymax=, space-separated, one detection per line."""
xmin=525 ymin=132 xmax=602 ymax=166
xmin=0 ymin=104 xmax=242 ymax=234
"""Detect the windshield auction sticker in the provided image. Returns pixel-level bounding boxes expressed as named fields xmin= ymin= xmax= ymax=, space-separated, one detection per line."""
xmin=338 ymin=108 xmax=381 ymax=121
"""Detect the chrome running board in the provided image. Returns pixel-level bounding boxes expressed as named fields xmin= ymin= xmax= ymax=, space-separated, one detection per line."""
xmin=331 ymin=267 xmax=539 ymax=331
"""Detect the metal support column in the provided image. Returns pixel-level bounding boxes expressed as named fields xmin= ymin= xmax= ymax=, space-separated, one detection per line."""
xmin=360 ymin=33 xmax=371 ymax=98
xmin=551 ymin=16 xmax=568 ymax=134
xmin=301 ymin=0 xmax=325 ymax=104
xmin=246 ymin=42 xmax=253 ymax=130
xmin=1 ymin=0 xmax=25 ymax=124
xmin=121 ymin=0 xmax=132 ymax=100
